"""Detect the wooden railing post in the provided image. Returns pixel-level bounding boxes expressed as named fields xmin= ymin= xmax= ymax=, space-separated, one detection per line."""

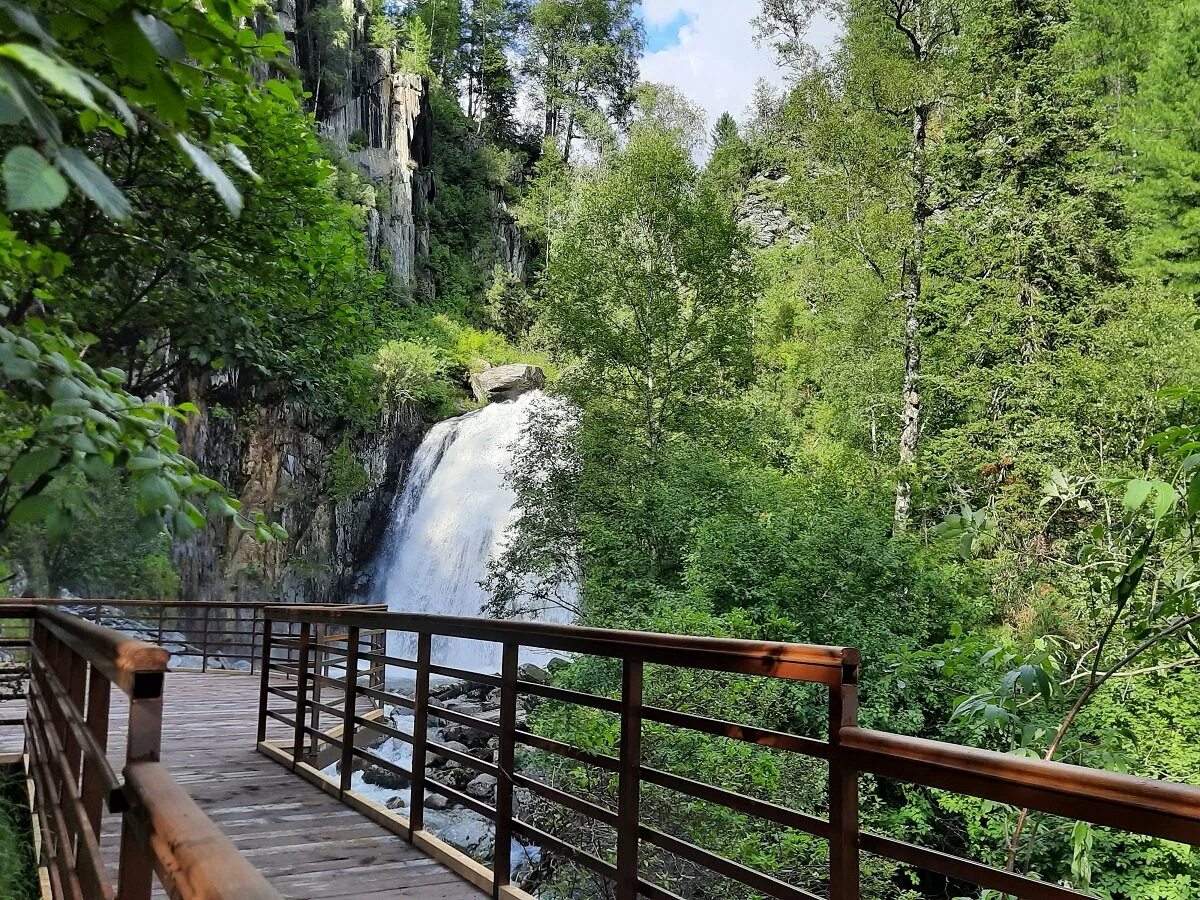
xmin=63 ymin=649 xmax=87 ymax=793
xmin=408 ymin=631 xmax=431 ymax=836
xmin=616 ymin=657 xmax=643 ymax=900
xmin=257 ymin=614 xmax=274 ymax=745
xmin=201 ymin=604 xmax=211 ymax=673
xmin=292 ymin=622 xmax=312 ymax=769
xmin=116 ymin=666 xmax=165 ymax=900
xmin=492 ymin=643 xmax=519 ymax=897
xmin=310 ymin=624 xmax=324 ymax=744
xmin=828 ymin=659 xmax=860 ymax=900
xmin=338 ymin=626 xmax=360 ymax=795
xmin=81 ymin=665 xmax=110 ymax=837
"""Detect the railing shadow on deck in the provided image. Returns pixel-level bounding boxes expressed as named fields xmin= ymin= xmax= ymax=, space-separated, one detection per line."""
xmin=257 ymin=605 xmax=1200 ymax=900
xmin=0 ymin=600 xmax=279 ymax=900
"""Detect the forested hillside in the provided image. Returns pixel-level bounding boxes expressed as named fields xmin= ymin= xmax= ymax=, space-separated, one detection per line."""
xmin=2 ymin=0 xmax=1200 ymax=897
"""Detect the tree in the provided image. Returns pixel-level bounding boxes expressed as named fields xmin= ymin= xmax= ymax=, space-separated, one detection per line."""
xmin=1126 ymin=0 xmax=1200 ymax=295
xmin=703 ymin=112 xmax=749 ymax=198
xmin=924 ymin=0 xmax=1126 ymax=530
xmin=460 ymin=0 xmax=529 ymax=137
xmin=489 ymin=125 xmax=756 ymax=611
xmin=755 ymin=0 xmax=967 ymax=530
xmin=0 ymin=0 xmax=293 ymax=546
xmin=629 ymin=82 xmax=707 ymax=155
xmin=525 ymin=0 xmax=643 ymax=162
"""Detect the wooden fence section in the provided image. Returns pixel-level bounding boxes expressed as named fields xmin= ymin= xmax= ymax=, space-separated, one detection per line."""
xmin=0 ymin=601 xmax=279 ymax=900
xmin=257 ymin=605 xmax=1200 ymax=900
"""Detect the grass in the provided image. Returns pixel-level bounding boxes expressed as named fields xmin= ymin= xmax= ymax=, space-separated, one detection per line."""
xmin=0 ymin=766 xmax=38 ymax=900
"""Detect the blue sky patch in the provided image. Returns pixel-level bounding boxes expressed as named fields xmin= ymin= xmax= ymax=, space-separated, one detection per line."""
xmin=642 ymin=9 xmax=696 ymax=53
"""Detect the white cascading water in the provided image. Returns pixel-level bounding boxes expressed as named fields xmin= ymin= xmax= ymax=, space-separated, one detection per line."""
xmin=371 ymin=390 xmax=569 ymax=673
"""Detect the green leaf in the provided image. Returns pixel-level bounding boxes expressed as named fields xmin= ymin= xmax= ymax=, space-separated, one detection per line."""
xmin=0 ymin=42 xmax=96 ymax=109
xmin=132 ymin=12 xmax=186 ymax=61
xmin=8 ymin=492 xmax=55 ymax=524
xmin=1150 ymin=482 xmax=1176 ymax=523
xmin=0 ymin=2 xmax=55 ymax=46
xmin=0 ymin=84 xmax=20 ymax=124
xmin=4 ymin=145 xmax=67 ymax=210
xmin=8 ymin=447 xmax=60 ymax=483
xmin=136 ymin=473 xmax=177 ymax=511
xmin=1122 ymin=479 xmax=1153 ymax=513
xmin=174 ymin=134 xmax=242 ymax=216
xmin=0 ymin=63 xmax=61 ymax=143
xmin=54 ymin=148 xmax=131 ymax=220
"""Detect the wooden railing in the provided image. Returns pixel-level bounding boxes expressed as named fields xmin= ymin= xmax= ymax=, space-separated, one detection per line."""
xmin=255 ymin=605 xmax=1200 ymax=900
xmin=0 ymin=601 xmax=279 ymax=900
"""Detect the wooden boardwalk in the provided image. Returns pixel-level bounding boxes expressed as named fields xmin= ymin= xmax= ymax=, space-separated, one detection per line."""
xmin=1 ymin=673 xmax=483 ymax=900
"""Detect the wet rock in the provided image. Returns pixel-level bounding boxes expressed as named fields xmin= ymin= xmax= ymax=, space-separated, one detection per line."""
xmin=362 ymin=764 xmax=407 ymax=790
xmin=386 ymin=796 xmax=407 ymax=810
xmin=430 ymin=741 xmax=469 ymax=768
xmin=518 ymin=663 xmax=550 ymax=685
xmin=432 ymin=680 xmax=471 ymax=702
xmin=470 ymin=364 xmax=545 ymax=403
xmin=424 ymin=792 xmax=450 ymax=811
xmin=440 ymin=724 xmax=489 ymax=749
xmin=466 ymin=774 xmax=497 ymax=801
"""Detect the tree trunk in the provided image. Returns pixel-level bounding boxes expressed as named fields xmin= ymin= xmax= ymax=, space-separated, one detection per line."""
xmin=893 ymin=106 xmax=931 ymax=532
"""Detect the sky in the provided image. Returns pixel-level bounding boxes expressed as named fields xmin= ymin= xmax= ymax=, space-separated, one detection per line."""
xmin=637 ymin=1 xmax=839 ymax=146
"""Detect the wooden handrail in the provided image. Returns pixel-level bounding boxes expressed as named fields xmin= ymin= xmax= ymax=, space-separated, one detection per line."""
xmin=841 ymin=726 xmax=1200 ymax=844
xmin=37 ymin=606 xmax=167 ymax=697
xmin=0 ymin=601 xmax=281 ymax=900
xmin=264 ymin=606 xmax=859 ymax=681
xmin=256 ymin=607 xmax=1200 ymax=900
xmin=122 ymin=761 xmax=278 ymax=899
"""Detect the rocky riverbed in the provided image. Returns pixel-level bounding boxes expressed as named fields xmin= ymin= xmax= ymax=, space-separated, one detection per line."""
xmin=326 ymin=661 xmax=565 ymax=883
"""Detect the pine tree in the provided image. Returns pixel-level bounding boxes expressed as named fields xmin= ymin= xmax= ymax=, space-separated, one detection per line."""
xmin=704 ymin=112 xmax=749 ymax=198
xmin=924 ymin=0 xmax=1126 ymax=518
xmin=1127 ymin=0 xmax=1200 ymax=295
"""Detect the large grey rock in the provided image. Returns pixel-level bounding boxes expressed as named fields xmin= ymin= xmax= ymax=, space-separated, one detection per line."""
xmin=470 ymin=364 xmax=545 ymax=403
xmin=362 ymin=764 xmax=407 ymax=790
xmin=466 ymin=773 xmax=498 ymax=801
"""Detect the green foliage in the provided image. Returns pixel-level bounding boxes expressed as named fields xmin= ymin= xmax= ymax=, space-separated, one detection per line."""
xmin=525 ymin=0 xmax=643 ymax=160
xmin=0 ymin=769 xmax=36 ymax=900
xmin=0 ymin=0 xmax=290 ymax=219
xmin=137 ymin=552 xmax=179 ymax=601
xmin=373 ymin=340 xmax=450 ymax=407
xmin=0 ymin=306 xmax=267 ymax=543
xmin=327 ymin=441 xmax=370 ymax=504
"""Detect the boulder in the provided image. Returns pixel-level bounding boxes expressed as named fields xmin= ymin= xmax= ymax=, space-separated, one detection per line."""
xmin=466 ymin=773 xmax=498 ymax=801
xmin=362 ymin=764 xmax=407 ymax=790
xmin=470 ymin=364 xmax=545 ymax=403
xmin=440 ymin=724 xmax=490 ymax=749
xmin=386 ymin=795 xmax=407 ymax=810
xmin=430 ymin=740 xmax=469 ymax=768
xmin=424 ymin=792 xmax=450 ymax=811
xmin=518 ymin=663 xmax=550 ymax=685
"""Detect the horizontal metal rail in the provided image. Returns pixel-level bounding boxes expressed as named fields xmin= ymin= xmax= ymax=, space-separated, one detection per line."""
xmin=254 ymin=606 xmax=1195 ymax=900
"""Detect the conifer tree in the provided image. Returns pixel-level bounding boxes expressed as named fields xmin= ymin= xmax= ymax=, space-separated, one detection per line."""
xmin=925 ymin=0 xmax=1126 ymax=518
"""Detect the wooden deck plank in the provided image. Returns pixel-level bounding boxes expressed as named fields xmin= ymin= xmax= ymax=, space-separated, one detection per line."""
xmin=3 ymin=671 xmax=483 ymax=900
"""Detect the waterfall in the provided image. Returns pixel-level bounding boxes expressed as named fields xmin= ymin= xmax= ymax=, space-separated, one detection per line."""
xmin=371 ymin=390 xmax=568 ymax=673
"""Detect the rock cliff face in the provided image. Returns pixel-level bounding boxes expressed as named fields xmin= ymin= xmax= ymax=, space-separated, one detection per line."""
xmin=171 ymin=2 xmax=532 ymax=606
xmin=172 ymin=4 xmax=439 ymax=604
xmin=174 ymin=373 xmax=426 ymax=605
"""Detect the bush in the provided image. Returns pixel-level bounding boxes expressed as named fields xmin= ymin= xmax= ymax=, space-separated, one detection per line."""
xmin=373 ymin=340 xmax=451 ymax=408
xmin=327 ymin=441 xmax=370 ymax=503
xmin=135 ymin=553 xmax=180 ymax=601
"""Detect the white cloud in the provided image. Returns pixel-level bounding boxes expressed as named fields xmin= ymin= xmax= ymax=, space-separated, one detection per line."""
xmin=639 ymin=2 xmax=838 ymax=151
